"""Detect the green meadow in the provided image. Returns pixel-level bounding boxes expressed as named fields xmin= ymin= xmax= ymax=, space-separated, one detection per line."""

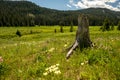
xmin=0 ymin=26 xmax=120 ymax=80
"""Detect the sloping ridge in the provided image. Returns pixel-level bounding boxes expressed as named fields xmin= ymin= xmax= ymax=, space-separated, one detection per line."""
xmin=0 ymin=1 xmax=120 ymax=26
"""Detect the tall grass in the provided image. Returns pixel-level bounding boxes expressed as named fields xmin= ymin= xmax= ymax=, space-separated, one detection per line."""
xmin=0 ymin=26 xmax=120 ymax=80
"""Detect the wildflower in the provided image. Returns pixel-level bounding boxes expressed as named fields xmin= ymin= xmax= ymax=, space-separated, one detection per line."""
xmin=43 ymin=72 xmax=48 ymax=76
xmin=111 ymin=39 xmax=114 ymax=42
xmin=48 ymin=66 xmax=58 ymax=72
xmin=64 ymin=44 xmax=67 ymax=47
xmin=48 ymin=68 xmax=51 ymax=72
xmin=81 ymin=62 xmax=84 ymax=65
xmin=18 ymin=69 xmax=22 ymax=73
xmin=56 ymin=64 xmax=59 ymax=66
xmin=43 ymin=63 xmax=61 ymax=76
xmin=52 ymin=67 xmax=59 ymax=72
xmin=0 ymin=56 xmax=3 ymax=63
xmin=81 ymin=60 xmax=88 ymax=66
xmin=50 ymin=65 xmax=56 ymax=69
xmin=85 ymin=61 xmax=88 ymax=64
xmin=48 ymin=48 xmax=55 ymax=52
xmin=54 ymin=70 xmax=61 ymax=74
xmin=45 ymin=68 xmax=49 ymax=71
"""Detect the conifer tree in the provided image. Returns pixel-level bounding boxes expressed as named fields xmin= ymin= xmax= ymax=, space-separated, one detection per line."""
xmin=70 ymin=21 xmax=73 ymax=32
xmin=16 ymin=30 xmax=22 ymax=37
xmin=111 ymin=22 xmax=114 ymax=30
xmin=117 ymin=21 xmax=120 ymax=30
xmin=101 ymin=18 xmax=110 ymax=31
xmin=60 ymin=26 xmax=63 ymax=33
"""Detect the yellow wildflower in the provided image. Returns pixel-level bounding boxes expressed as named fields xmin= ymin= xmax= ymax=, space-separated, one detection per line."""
xmin=43 ymin=72 xmax=48 ymax=76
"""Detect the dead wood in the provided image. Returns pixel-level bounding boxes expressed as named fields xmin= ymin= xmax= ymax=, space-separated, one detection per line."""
xmin=66 ymin=14 xmax=92 ymax=59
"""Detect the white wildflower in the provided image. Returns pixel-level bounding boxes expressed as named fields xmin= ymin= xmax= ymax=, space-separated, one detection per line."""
xmin=49 ymin=68 xmax=53 ymax=72
xmin=43 ymin=63 xmax=61 ymax=76
xmin=85 ymin=61 xmax=88 ymax=64
xmin=81 ymin=62 xmax=84 ymax=65
xmin=45 ymin=68 xmax=49 ymax=71
xmin=43 ymin=72 xmax=48 ymax=76
xmin=52 ymin=67 xmax=59 ymax=72
xmin=56 ymin=64 xmax=59 ymax=66
xmin=50 ymin=65 xmax=56 ymax=69
xmin=48 ymin=48 xmax=55 ymax=52
xmin=54 ymin=70 xmax=61 ymax=74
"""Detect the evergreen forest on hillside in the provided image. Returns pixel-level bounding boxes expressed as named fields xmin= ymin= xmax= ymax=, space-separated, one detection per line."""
xmin=0 ymin=1 xmax=120 ymax=27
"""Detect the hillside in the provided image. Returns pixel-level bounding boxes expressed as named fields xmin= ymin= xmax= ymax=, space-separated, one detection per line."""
xmin=78 ymin=8 xmax=120 ymax=25
xmin=0 ymin=1 xmax=120 ymax=26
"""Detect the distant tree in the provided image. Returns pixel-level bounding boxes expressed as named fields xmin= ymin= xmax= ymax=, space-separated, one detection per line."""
xmin=30 ymin=30 xmax=33 ymax=34
xmin=60 ymin=26 xmax=64 ymax=33
xmin=59 ymin=21 xmax=64 ymax=26
xmin=54 ymin=29 xmax=57 ymax=33
xmin=59 ymin=21 xmax=64 ymax=33
xmin=117 ymin=21 xmax=120 ymax=30
xmin=0 ymin=17 xmax=3 ymax=26
xmin=100 ymin=18 xmax=110 ymax=31
xmin=70 ymin=21 xmax=73 ymax=32
xmin=16 ymin=30 xmax=22 ymax=37
xmin=111 ymin=22 xmax=114 ymax=30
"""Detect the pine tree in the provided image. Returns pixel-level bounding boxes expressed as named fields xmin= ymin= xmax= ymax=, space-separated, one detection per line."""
xmin=59 ymin=21 xmax=64 ymax=33
xmin=70 ymin=21 xmax=73 ymax=32
xmin=60 ymin=26 xmax=63 ymax=33
xmin=54 ymin=29 xmax=57 ymax=33
xmin=101 ymin=18 xmax=110 ymax=31
xmin=117 ymin=21 xmax=120 ymax=30
xmin=111 ymin=22 xmax=114 ymax=30
xmin=16 ymin=30 xmax=22 ymax=37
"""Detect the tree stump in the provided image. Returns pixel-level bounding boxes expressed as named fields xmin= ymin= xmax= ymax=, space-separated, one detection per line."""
xmin=66 ymin=14 xmax=92 ymax=59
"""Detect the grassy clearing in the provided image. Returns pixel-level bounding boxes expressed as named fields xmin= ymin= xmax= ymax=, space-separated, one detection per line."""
xmin=0 ymin=26 xmax=120 ymax=80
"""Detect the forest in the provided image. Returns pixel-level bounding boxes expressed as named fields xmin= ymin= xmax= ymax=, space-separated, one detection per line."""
xmin=0 ymin=1 xmax=120 ymax=27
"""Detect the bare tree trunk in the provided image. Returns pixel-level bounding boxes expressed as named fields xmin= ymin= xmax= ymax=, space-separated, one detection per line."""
xmin=66 ymin=14 xmax=92 ymax=59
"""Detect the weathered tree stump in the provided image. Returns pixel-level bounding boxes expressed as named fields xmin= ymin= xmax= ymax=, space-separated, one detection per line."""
xmin=66 ymin=14 xmax=92 ymax=59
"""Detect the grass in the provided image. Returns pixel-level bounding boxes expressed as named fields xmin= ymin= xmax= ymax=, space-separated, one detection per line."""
xmin=0 ymin=26 xmax=120 ymax=80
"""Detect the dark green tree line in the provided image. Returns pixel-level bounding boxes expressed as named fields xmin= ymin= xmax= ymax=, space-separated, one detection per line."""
xmin=0 ymin=1 xmax=120 ymax=27
xmin=117 ymin=21 xmax=120 ymax=30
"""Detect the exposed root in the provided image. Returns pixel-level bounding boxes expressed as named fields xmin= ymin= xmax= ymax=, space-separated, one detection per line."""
xmin=66 ymin=40 xmax=78 ymax=59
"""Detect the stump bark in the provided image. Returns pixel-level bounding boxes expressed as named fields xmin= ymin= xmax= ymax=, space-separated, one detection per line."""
xmin=66 ymin=14 xmax=92 ymax=59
